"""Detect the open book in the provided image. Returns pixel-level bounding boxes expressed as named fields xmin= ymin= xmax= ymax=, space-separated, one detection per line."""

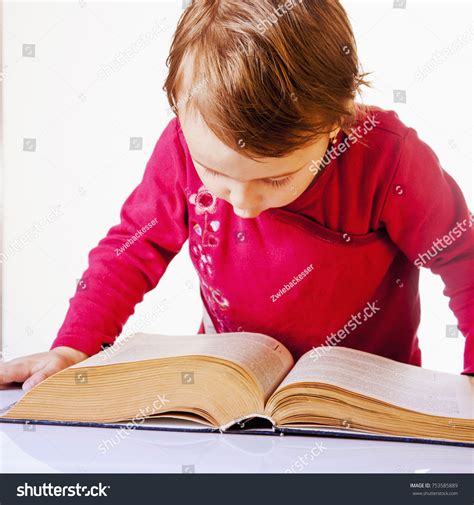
xmin=1 ymin=332 xmax=473 ymax=446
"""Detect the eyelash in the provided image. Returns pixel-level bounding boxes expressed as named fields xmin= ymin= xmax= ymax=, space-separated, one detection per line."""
xmin=203 ymin=168 xmax=293 ymax=188
xmin=268 ymin=176 xmax=292 ymax=188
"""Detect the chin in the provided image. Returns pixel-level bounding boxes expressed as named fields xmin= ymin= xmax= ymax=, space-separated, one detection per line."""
xmin=233 ymin=208 xmax=264 ymax=219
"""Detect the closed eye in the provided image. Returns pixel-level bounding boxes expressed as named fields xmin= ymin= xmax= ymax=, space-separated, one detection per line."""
xmin=203 ymin=167 xmax=293 ymax=188
xmin=203 ymin=167 xmax=221 ymax=178
xmin=266 ymin=176 xmax=292 ymax=188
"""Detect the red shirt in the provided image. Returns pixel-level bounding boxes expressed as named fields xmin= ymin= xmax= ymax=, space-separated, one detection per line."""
xmin=51 ymin=105 xmax=474 ymax=374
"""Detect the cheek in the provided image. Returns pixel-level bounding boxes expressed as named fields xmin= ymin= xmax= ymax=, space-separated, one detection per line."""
xmin=198 ymin=175 xmax=228 ymax=198
xmin=268 ymin=191 xmax=299 ymax=208
xmin=271 ymin=173 xmax=313 ymax=206
xmin=297 ymin=170 xmax=315 ymax=196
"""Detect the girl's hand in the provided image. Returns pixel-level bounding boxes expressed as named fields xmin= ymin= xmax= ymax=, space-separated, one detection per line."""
xmin=0 ymin=346 xmax=89 ymax=391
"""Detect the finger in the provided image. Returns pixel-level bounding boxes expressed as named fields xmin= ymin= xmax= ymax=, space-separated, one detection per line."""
xmin=0 ymin=360 xmax=35 ymax=385
xmin=22 ymin=363 xmax=58 ymax=391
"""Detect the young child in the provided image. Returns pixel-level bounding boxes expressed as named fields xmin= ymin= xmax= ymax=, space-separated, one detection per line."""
xmin=1 ymin=0 xmax=473 ymax=392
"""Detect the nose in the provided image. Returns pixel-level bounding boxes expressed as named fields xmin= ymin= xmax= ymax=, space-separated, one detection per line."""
xmin=228 ymin=183 xmax=263 ymax=218
xmin=228 ymin=181 xmax=254 ymax=209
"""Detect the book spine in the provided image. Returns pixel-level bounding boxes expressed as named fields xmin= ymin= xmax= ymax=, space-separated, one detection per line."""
xmin=220 ymin=414 xmax=276 ymax=431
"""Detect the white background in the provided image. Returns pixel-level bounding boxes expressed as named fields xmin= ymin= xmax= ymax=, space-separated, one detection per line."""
xmin=1 ymin=0 xmax=473 ymax=373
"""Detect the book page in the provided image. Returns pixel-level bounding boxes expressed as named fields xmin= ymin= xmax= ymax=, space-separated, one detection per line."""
xmin=71 ymin=332 xmax=294 ymax=401
xmin=275 ymin=346 xmax=474 ymax=419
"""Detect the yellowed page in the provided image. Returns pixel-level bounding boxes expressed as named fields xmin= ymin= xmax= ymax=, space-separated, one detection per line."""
xmin=72 ymin=332 xmax=294 ymax=401
xmin=275 ymin=346 xmax=474 ymax=419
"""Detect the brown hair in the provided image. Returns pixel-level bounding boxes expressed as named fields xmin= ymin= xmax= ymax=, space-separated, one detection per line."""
xmin=164 ymin=0 xmax=372 ymax=159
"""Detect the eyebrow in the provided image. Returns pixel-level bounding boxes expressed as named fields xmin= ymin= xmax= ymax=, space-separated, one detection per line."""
xmin=192 ymin=157 xmax=307 ymax=180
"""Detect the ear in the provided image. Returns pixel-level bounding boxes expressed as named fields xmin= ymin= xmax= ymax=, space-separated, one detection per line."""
xmin=329 ymin=126 xmax=341 ymax=143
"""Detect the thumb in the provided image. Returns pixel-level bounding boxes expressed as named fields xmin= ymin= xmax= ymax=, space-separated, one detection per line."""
xmin=22 ymin=363 xmax=58 ymax=392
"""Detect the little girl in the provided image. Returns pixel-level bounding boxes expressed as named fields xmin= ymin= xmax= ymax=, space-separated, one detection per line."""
xmin=1 ymin=0 xmax=473 ymax=391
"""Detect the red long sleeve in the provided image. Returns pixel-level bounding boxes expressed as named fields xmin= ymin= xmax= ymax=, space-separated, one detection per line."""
xmin=51 ymin=121 xmax=189 ymax=356
xmin=380 ymin=127 xmax=474 ymax=374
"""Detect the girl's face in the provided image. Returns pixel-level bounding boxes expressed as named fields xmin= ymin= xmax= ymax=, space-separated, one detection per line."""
xmin=179 ymin=109 xmax=338 ymax=219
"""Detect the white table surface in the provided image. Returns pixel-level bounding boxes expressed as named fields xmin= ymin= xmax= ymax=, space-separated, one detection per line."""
xmin=1 ymin=387 xmax=473 ymax=474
